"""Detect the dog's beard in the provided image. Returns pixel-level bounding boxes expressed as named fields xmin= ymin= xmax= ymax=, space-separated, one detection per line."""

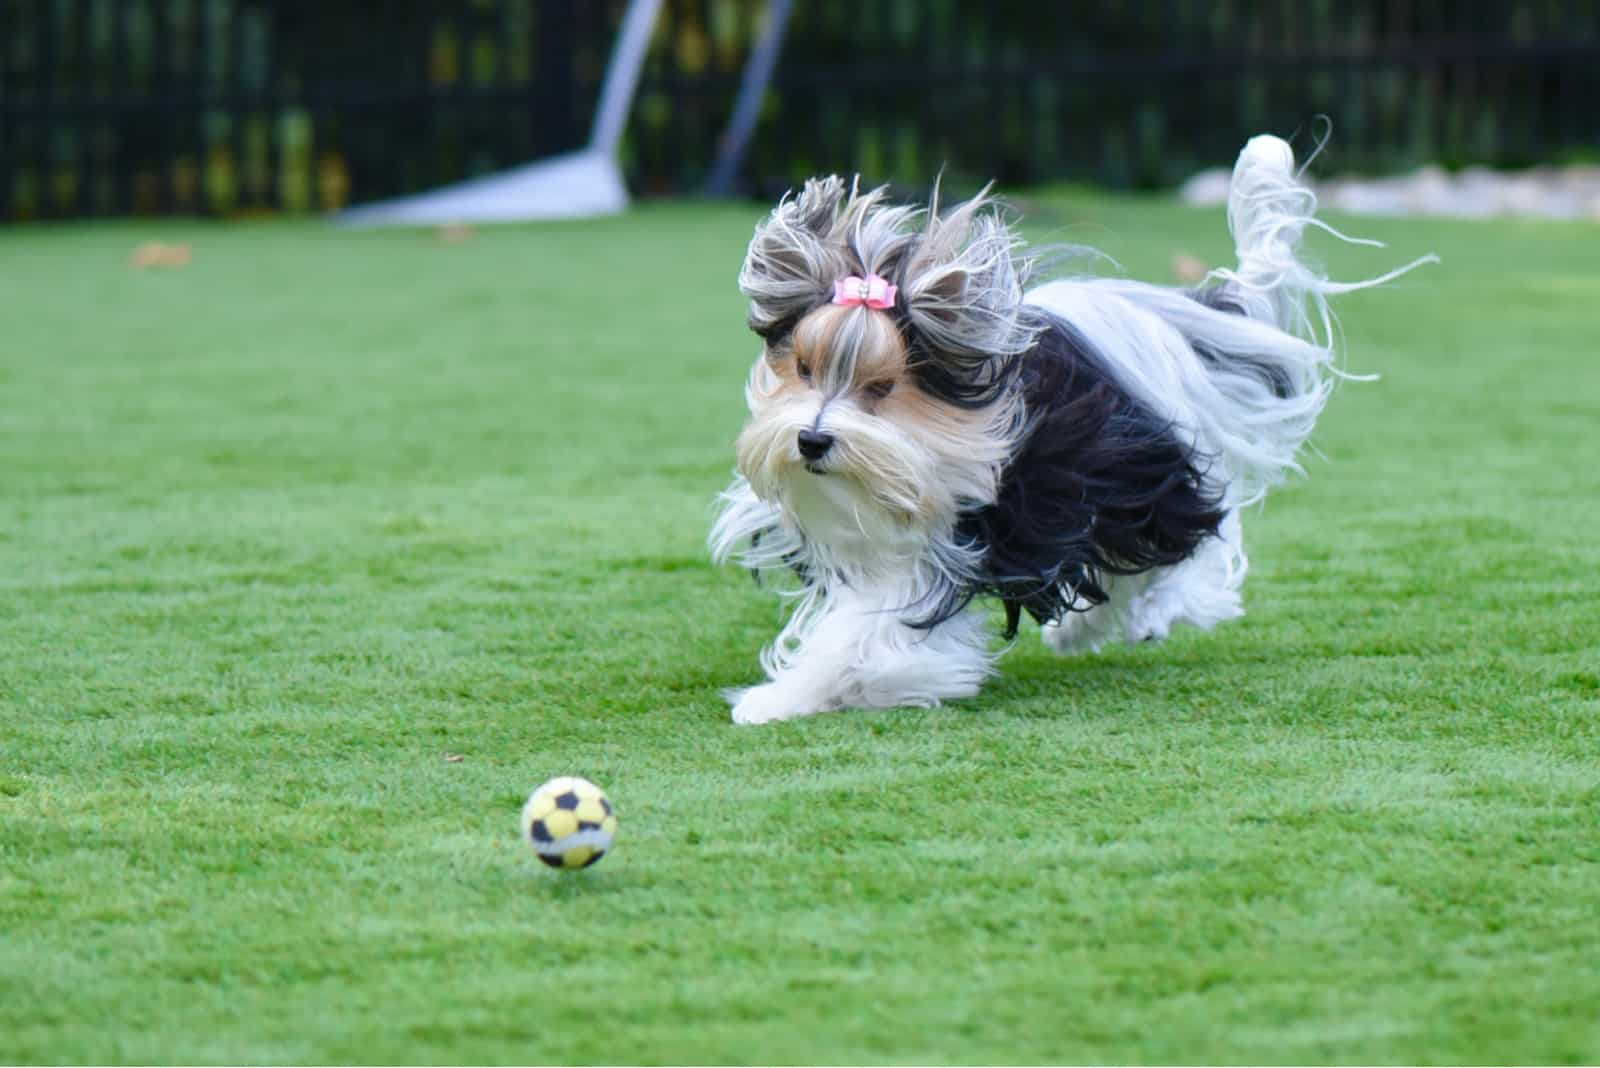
xmin=737 ymin=391 xmax=930 ymax=566
xmin=734 ymin=358 xmax=1014 ymax=574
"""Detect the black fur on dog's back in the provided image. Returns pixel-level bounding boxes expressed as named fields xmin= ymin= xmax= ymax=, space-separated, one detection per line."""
xmin=910 ymin=314 xmax=1227 ymax=637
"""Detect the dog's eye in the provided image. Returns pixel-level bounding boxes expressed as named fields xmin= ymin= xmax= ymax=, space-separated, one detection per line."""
xmin=795 ymin=358 xmax=812 ymax=382
xmin=863 ymin=379 xmax=894 ymax=401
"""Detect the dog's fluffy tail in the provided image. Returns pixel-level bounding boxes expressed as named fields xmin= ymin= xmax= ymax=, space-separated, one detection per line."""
xmin=1218 ymin=133 xmax=1436 ymax=345
xmin=1026 ymin=133 xmax=1433 ymax=507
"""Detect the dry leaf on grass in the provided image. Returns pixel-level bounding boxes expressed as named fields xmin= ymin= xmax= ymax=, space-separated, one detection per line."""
xmin=129 ymin=242 xmax=193 ymax=270
xmin=1171 ymin=252 xmax=1209 ymax=284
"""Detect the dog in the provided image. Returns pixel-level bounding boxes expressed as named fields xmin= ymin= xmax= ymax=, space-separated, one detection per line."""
xmin=710 ymin=135 xmax=1431 ymax=725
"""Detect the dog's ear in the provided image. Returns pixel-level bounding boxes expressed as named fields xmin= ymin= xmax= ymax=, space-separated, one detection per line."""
xmin=901 ymin=190 xmax=1036 ymax=370
xmin=740 ymin=177 xmax=851 ymax=340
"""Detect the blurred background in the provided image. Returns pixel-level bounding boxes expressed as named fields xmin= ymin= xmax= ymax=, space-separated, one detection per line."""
xmin=3 ymin=0 xmax=1600 ymax=221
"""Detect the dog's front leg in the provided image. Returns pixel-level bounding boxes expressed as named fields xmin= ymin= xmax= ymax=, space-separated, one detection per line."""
xmin=728 ymin=586 xmax=994 ymax=725
xmin=727 ymin=590 xmax=863 ymax=725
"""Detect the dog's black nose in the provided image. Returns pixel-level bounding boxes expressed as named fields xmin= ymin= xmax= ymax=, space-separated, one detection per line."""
xmin=797 ymin=428 xmax=835 ymax=461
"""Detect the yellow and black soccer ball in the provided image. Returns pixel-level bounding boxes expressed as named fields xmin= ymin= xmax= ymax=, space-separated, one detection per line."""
xmin=521 ymin=776 xmax=617 ymax=870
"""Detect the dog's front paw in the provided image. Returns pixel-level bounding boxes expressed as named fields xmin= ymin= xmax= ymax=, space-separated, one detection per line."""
xmin=727 ymin=683 xmax=824 ymax=725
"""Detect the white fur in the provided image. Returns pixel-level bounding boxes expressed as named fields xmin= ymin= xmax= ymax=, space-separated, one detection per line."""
xmin=728 ymin=578 xmax=993 ymax=724
xmin=711 ymin=475 xmax=994 ymax=725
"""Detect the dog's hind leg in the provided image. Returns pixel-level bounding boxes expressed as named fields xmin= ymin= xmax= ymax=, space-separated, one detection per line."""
xmin=728 ymin=581 xmax=996 ymax=724
xmin=1123 ymin=510 xmax=1247 ymax=644
xmin=1042 ymin=511 xmax=1247 ymax=651
xmin=1040 ymin=576 xmax=1138 ymax=655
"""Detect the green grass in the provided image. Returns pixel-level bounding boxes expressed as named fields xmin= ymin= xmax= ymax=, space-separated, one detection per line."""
xmin=2 ymin=191 xmax=1597 ymax=1066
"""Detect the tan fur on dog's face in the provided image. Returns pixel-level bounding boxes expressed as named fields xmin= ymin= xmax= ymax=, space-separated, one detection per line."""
xmin=735 ymin=304 xmax=1011 ymax=528
xmin=784 ymin=303 xmax=906 ymax=400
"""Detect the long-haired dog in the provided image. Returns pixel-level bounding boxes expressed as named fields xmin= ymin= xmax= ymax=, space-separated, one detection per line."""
xmin=710 ymin=135 xmax=1431 ymax=725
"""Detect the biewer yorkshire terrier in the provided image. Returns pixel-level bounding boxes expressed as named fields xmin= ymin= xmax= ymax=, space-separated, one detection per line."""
xmin=711 ymin=135 xmax=1430 ymax=725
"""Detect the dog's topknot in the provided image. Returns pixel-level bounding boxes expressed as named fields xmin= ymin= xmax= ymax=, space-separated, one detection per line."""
xmin=739 ymin=177 xmax=1043 ymax=408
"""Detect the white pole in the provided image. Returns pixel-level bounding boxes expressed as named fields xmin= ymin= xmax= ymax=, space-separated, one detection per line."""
xmin=590 ymin=0 xmax=665 ymax=159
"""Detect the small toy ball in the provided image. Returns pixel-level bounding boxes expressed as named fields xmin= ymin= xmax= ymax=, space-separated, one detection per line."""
xmin=521 ymin=776 xmax=617 ymax=870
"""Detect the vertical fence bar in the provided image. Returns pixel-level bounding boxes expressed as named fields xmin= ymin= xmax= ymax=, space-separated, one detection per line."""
xmin=0 ymin=6 xmax=7 ymax=219
xmin=69 ymin=0 xmax=88 ymax=216
xmin=231 ymin=0 xmax=249 ymax=211
xmin=405 ymin=2 xmax=428 ymax=198
xmin=534 ymin=0 xmax=577 ymax=158
xmin=921 ymin=0 xmax=940 ymax=185
xmin=1 ymin=3 xmax=19 ymax=219
xmin=191 ymin=0 xmax=206 ymax=213
xmin=38 ymin=0 xmax=57 ymax=218
xmin=1 ymin=4 xmax=20 ymax=218
xmin=82 ymin=0 xmax=96 ymax=215
xmin=264 ymin=5 xmax=278 ymax=214
xmin=152 ymin=0 xmax=170 ymax=213
xmin=112 ymin=0 xmax=130 ymax=214
xmin=979 ymin=0 xmax=996 ymax=182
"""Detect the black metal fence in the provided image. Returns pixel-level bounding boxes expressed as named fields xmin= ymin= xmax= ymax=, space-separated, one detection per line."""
xmin=4 ymin=0 xmax=1600 ymax=221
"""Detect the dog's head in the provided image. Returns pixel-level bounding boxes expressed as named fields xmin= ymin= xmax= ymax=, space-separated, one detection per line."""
xmin=733 ymin=178 xmax=1040 ymax=556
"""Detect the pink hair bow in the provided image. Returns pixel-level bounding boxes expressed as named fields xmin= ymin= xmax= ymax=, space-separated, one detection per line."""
xmin=831 ymin=274 xmax=898 ymax=310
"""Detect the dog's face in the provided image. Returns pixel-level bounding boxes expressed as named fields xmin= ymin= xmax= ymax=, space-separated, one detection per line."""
xmin=737 ymin=301 xmax=998 ymax=528
xmin=733 ymin=178 xmax=1039 ymax=557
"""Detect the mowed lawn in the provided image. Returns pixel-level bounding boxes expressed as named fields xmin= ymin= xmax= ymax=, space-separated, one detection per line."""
xmin=1 ymin=188 xmax=1597 ymax=1066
